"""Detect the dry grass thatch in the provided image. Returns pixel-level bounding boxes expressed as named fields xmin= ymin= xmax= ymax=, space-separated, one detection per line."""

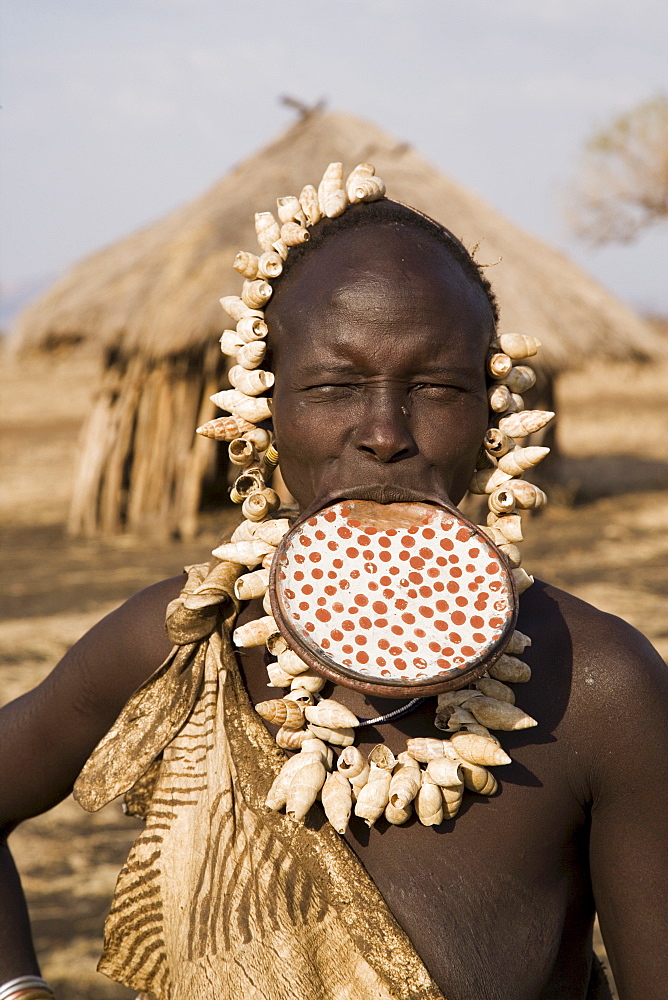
xmin=14 ymin=109 xmax=662 ymax=371
xmin=9 ymin=110 xmax=664 ymax=539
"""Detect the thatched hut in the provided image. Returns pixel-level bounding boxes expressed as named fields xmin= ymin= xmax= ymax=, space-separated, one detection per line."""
xmin=14 ymin=110 xmax=662 ymax=539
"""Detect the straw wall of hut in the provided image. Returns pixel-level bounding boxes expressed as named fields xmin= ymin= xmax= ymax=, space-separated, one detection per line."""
xmin=14 ymin=110 xmax=663 ymax=538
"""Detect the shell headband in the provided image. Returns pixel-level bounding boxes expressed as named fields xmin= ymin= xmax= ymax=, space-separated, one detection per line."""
xmin=196 ymin=162 xmax=555 ymax=833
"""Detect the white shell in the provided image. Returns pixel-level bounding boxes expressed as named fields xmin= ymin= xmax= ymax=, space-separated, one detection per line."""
xmin=255 ymin=211 xmax=281 ymax=253
xmin=210 ymin=389 xmax=272 ymax=423
xmin=236 ymin=315 xmax=268 ymax=343
xmin=232 ymin=615 xmax=277 ymax=648
xmin=236 ymin=341 xmax=267 ymax=370
xmin=228 ymin=365 xmax=275 ymax=397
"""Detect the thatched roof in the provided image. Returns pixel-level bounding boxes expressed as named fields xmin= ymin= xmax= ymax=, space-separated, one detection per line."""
xmin=14 ymin=110 xmax=662 ymax=373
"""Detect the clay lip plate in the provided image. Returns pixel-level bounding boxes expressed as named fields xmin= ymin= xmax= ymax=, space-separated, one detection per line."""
xmin=270 ymin=500 xmax=517 ymax=698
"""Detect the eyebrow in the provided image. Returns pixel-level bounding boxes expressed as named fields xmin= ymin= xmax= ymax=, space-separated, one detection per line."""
xmin=294 ymin=361 xmax=481 ymax=379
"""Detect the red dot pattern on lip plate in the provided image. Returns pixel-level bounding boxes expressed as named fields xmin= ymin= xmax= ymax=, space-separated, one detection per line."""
xmin=277 ymin=501 xmax=513 ymax=683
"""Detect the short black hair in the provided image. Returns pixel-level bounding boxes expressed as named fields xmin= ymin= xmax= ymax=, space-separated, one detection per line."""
xmin=276 ymin=198 xmax=499 ymax=325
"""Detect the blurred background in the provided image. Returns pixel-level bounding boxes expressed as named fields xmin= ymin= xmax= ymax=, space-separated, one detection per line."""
xmin=1 ymin=2 xmax=666 ymax=996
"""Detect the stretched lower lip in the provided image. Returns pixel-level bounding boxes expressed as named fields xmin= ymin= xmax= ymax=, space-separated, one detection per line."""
xmin=342 ymin=484 xmax=428 ymax=504
xmin=322 ymin=483 xmax=452 ymax=506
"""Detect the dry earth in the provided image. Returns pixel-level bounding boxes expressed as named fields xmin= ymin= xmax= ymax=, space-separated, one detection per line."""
xmin=1 ymin=343 xmax=667 ymax=998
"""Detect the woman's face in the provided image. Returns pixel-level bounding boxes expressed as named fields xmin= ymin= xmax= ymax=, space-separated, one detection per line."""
xmin=266 ymin=223 xmax=494 ymax=512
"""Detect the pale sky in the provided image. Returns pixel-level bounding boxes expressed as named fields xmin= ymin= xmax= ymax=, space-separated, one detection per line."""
xmin=1 ymin=0 xmax=667 ymax=323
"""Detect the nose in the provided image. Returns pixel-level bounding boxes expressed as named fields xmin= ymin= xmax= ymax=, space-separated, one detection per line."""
xmin=353 ymin=395 xmax=418 ymax=464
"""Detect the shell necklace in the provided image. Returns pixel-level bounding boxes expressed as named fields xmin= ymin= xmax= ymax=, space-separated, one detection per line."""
xmin=196 ymin=162 xmax=555 ymax=834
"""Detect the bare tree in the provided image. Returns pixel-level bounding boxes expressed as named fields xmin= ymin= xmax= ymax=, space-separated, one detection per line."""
xmin=568 ymin=95 xmax=668 ymax=244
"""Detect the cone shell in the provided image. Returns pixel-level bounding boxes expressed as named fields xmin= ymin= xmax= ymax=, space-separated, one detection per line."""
xmin=368 ymin=744 xmax=396 ymax=770
xmin=487 ymin=353 xmax=513 ymax=378
xmin=388 ymin=759 xmax=421 ymax=810
xmin=275 ymin=726 xmax=310 ymax=750
xmin=196 ymin=414 xmax=255 ymax=442
xmin=236 ymin=315 xmax=268 ymax=343
xmin=285 ymin=687 xmax=314 ymax=707
xmin=489 ymin=653 xmax=531 ymax=684
xmin=307 ymin=723 xmax=355 ymax=747
xmin=437 ymin=689 xmax=480 ymax=710
xmin=415 ymin=772 xmax=443 ymax=826
xmin=242 ymin=279 xmax=273 ymax=310
xmin=286 ymin=758 xmax=327 ymax=821
xmin=233 ymin=250 xmax=260 ymax=280
xmin=484 ymin=428 xmax=514 ymax=458
xmin=210 ymin=389 xmax=272 ymax=423
xmin=234 ymin=568 xmax=269 ymax=600
xmin=384 ymin=800 xmax=413 ymax=825
xmin=228 ymin=437 xmax=257 ymax=466
xmin=488 ymin=385 xmax=513 ymax=412
xmin=354 ymin=764 xmax=392 ymax=827
xmin=253 ymin=518 xmax=290 ymax=546
xmin=450 ymin=732 xmax=512 ymax=767
xmin=231 ymin=518 xmax=258 ymax=542
xmin=318 ymin=162 xmax=348 ymax=218
xmin=220 ymin=329 xmax=245 ymax=356
xmin=242 ymin=488 xmax=280 ymax=522
xmin=229 ymin=469 xmax=264 ymax=502
xmin=300 ymin=737 xmax=332 ymax=766
xmin=281 ymin=221 xmax=310 ymax=247
xmin=468 ymin=467 xmax=513 ymax=495
xmin=435 ymin=705 xmax=477 ymax=732
xmin=232 ymin=615 xmax=277 ymax=648
xmin=292 ymin=669 xmax=326 ymax=693
xmin=266 ymin=631 xmax=288 ymax=655
xmin=276 ymin=648 xmax=309 ymax=678
xmin=350 ymin=763 xmax=370 ymax=801
xmin=337 ymin=745 xmax=368 ymax=780
xmin=512 ymin=567 xmax=534 ymax=594
xmin=488 ymin=486 xmax=517 ymax=516
xmin=505 ymin=630 xmax=532 ymax=655
xmin=265 ymin=749 xmax=322 ymax=810
xmin=220 ymin=295 xmax=264 ymax=324
xmin=212 ymin=539 xmax=274 ymax=566
xmin=252 ymin=253 xmax=281 ymax=282
xmin=228 ymin=365 xmax=275 ymax=397
xmin=499 ymin=542 xmax=522 ymax=568
xmin=305 ymin=698 xmax=359 ymax=730
xmin=427 ymin=755 xmax=464 ymax=788
xmin=321 ymin=771 xmax=352 ymax=834
xmin=236 ymin=340 xmax=267 ymax=370
xmin=466 ymin=695 xmax=537 ymax=731
xmin=262 ymin=590 xmax=272 ymax=615
xmin=498 ymin=445 xmax=550 ymax=477
xmin=498 ymin=409 xmax=554 ymax=438
xmin=255 ymin=697 xmax=305 ymax=729
xmin=489 ymin=514 xmax=523 ymax=542
xmin=459 ymin=760 xmax=498 ymax=796
xmin=475 ymin=676 xmax=515 ymax=704
xmin=441 ymin=784 xmax=464 ymax=819
xmin=498 ymin=365 xmax=536 ymax=394
xmin=476 ymin=524 xmax=507 ymax=547
xmin=506 ymin=479 xmax=548 ymax=510
xmin=299 ymin=184 xmax=321 ymax=226
xmin=276 ymin=195 xmax=305 ymax=225
xmin=406 ymin=737 xmax=451 ymax=763
xmin=266 ymin=661 xmax=292 ymax=688
xmin=255 ymin=211 xmax=281 ymax=253
xmin=347 ymin=164 xmax=386 ymax=204
xmin=497 ymin=333 xmax=541 ymax=359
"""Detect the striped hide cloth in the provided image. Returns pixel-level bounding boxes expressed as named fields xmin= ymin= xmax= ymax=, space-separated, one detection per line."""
xmin=74 ymin=558 xmax=445 ymax=1000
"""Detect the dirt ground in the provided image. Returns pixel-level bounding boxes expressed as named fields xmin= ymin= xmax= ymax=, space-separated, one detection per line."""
xmin=1 ymin=342 xmax=667 ymax=998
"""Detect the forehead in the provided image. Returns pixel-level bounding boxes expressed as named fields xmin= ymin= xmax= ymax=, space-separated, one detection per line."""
xmin=267 ymin=223 xmax=494 ymax=368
